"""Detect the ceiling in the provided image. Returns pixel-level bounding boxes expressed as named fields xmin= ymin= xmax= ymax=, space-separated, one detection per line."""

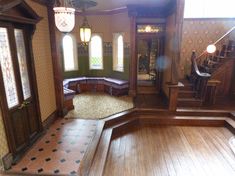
xmin=88 ymin=0 xmax=172 ymax=11
xmin=34 ymin=0 xmax=173 ymax=11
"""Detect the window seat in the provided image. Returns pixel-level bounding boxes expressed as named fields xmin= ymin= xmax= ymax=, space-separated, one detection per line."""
xmin=63 ymin=77 xmax=129 ymax=111
xmin=63 ymin=77 xmax=129 ymax=96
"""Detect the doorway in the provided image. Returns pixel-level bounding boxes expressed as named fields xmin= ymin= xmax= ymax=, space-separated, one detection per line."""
xmin=0 ymin=23 xmax=42 ymax=162
xmin=136 ymin=24 xmax=165 ymax=94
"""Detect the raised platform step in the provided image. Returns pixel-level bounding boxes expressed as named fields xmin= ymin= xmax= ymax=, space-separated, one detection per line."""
xmin=179 ymin=83 xmax=193 ymax=91
xmin=178 ymin=98 xmax=202 ymax=107
xmin=88 ymin=129 xmax=113 ymax=176
xmin=177 ymin=109 xmax=230 ymax=117
xmin=178 ymin=90 xmax=197 ymax=98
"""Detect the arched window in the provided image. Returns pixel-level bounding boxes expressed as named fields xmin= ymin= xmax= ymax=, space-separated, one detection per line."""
xmin=62 ymin=34 xmax=78 ymax=71
xmin=89 ymin=35 xmax=103 ymax=70
xmin=113 ymin=34 xmax=124 ymax=72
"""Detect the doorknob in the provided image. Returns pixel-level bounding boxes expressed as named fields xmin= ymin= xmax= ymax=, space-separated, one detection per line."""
xmin=18 ymin=103 xmax=26 ymax=110
xmin=18 ymin=101 xmax=31 ymax=110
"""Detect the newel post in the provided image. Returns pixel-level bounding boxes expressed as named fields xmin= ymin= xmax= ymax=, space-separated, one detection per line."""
xmin=167 ymin=82 xmax=184 ymax=111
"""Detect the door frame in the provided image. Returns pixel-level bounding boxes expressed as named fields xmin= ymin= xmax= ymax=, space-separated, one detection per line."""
xmin=0 ymin=1 xmax=42 ymax=164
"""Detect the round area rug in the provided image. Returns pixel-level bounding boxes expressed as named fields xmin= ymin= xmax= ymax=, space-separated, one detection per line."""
xmin=65 ymin=92 xmax=134 ymax=119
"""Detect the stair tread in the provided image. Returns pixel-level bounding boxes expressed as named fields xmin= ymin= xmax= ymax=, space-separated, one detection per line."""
xmin=179 ymin=90 xmax=197 ymax=93
xmin=178 ymin=98 xmax=202 ymax=101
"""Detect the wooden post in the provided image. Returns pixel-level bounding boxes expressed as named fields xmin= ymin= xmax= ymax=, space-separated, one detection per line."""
xmin=167 ymin=82 xmax=183 ymax=111
xmin=128 ymin=14 xmax=137 ymax=96
xmin=47 ymin=4 xmax=64 ymax=117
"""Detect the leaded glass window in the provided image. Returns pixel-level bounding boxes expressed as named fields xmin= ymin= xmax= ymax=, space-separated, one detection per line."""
xmin=89 ymin=35 xmax=103 ymax=70
xmin=14 ymin=29 xmax=31 ymax=100
xmin=113 ymin=34 xmax=124 ymax=72
xmin=0 ymin=27 xmax=19 ymax=108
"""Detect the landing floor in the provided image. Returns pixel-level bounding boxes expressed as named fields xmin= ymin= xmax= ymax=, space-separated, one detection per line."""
xmin=104 ymin=126 xmax=235 ymax=176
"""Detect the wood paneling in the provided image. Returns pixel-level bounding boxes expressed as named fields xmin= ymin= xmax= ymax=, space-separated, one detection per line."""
xmin=104 ymin=125 xmax=235 ymax=176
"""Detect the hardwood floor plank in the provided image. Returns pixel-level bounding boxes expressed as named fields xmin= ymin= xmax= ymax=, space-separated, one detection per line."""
xmin=104 ymin=126 xmax=235 ymax=176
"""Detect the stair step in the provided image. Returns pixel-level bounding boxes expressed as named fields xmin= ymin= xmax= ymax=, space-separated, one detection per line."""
xmin=179 ymin=84 xmax=193 ymax=91
xmin=88 ymin=129 xmax=113 ymax=176
xmin=178 ymin=90 xmax=196 ymax=98
xmin=178 ymin=98 xmax=202 ymax=107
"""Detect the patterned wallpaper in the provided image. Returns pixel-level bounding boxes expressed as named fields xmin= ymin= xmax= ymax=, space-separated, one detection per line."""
xmin=180 ymin=19 xmax=235 ymax=78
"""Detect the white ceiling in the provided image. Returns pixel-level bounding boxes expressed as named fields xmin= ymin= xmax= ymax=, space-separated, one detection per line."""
xmin=88 ymin=0 xmax=172 ymax=11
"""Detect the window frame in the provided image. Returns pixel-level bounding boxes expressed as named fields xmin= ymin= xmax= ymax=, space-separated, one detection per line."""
xmin=89 ymin=34 xmax=104 ymax=70
xmin=113 ymin=33 xmax=124 ymax=72
xmin=62 ymin=34 xmax=78 ymax=72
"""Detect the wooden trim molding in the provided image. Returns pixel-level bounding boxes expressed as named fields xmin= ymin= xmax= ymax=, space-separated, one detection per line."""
xmin=1 ymin=153 xmax=13 ymax=170
xmin=167 ymin=82 xmax=184 ymax=111
xmin=129 ymin=15 xmax=137 ymax=96
xmin=42 ymin=110 xmax=58 ymax=130
xmin=47 ymin=5 xmax=64 ymax=116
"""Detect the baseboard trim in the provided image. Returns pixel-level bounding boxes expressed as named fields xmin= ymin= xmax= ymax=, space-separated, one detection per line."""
xmin=42 ymin=110 xmax=58 ymax=130
xmin=2 ymin=153 xmax=13 ymax=170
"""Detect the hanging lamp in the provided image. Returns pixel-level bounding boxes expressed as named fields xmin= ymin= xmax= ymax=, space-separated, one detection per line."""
xmin=53 ymin=0 xmax=75 ymax=33
xmin=80 ymin=16 xmax=92 ymax=43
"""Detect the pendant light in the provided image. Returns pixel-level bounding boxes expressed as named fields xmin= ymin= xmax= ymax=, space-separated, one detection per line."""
xmin=53 ymin=0 xmax=75 ymax=33
xmin=80 ymin=16 xmax=92 ymax=43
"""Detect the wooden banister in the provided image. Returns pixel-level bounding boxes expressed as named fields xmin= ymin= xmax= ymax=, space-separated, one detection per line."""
xmin=190 ymin=51 xmax=211 ymax=99
xmin=196 ymin=26 xmax=235 ymax=64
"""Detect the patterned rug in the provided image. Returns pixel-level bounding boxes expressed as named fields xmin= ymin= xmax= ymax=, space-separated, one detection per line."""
xmin=65 ymin=92 xmax=134 ymax=119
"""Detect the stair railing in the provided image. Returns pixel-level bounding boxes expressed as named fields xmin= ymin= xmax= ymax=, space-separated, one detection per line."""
xmin=189 ymin=26 xmax=235 ymax=102
xmin=196 ymin=26 xmax=235 ymax=65
xmin=190 ymin=51 xmax=211 ymax=100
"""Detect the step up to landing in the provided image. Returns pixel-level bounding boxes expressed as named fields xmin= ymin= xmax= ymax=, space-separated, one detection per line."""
xmin=178 ymin=90 xmax=197 ymax=98
xmin=177 ymin=98 xmax=202 ymax=107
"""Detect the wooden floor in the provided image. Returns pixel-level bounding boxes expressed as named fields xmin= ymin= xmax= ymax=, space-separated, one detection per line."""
xmin=104 ymin=126 xmax=235 ymax=176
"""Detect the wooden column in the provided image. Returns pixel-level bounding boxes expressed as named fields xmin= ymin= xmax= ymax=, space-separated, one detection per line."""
xmin=129 ymin=15 xmax=137 ymax=96
xmin=167 ymin=82 xmax=183 ymax=111
xmin=47 ymin=4 xmax=64 ymax=117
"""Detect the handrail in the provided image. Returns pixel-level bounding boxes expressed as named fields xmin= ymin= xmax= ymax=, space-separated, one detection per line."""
xmin=191 ymin=51 xmax=211 ymax=78
xmin=196 ymin=26 xmax=235 ymax=60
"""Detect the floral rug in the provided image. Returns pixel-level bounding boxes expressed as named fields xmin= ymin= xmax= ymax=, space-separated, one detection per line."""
xmin=65 ymin=92 xmax=134 ymax=119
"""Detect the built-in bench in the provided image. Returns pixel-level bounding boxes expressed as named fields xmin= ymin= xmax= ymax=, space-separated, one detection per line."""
xmin=63 ymin=77 xmax=129 ymax=111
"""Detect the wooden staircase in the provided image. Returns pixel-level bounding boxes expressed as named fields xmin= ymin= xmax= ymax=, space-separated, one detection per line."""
xmin=178 ymin=79 xmax=202 ymax=107
xmin=178 ymin=37 xmax=235 ymax=108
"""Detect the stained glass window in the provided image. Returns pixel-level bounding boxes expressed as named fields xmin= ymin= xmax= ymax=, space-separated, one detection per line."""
xmin=137 ymin=25 xmax=164 ymax=33
xmin=0 ymin=28 xmax=19 ymax=108
xmin=89 ymin=35 xmax=103 ymax=70
xmin=14 ymin=29 xmax=31 ymax=100
xmin=113 ymin=34 xmax=124 ymax=72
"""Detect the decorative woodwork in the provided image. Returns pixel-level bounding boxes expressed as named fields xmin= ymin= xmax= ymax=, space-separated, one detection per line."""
xmin=0 ymin=0 xmax=42 ymax=163
xmin=167 ymin=82 xmax=183 ymax=111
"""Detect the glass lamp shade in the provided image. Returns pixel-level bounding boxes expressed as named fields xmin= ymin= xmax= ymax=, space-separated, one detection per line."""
xmin=53 ymin=7 xmax=75 ymax=33
xmin=80 ymin=27 xmax=91 ymax=43
xmin=207 ymin=44 xmax=216 ymax=54
xmin=80 ymin=17 xmax=91 ymax=43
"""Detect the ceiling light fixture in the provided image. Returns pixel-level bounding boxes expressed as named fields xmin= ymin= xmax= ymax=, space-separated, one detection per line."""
xmin=80 ymin=15 xmax=92 ymax=44
xmin=53 ymin=0 xmax=75 ymax=33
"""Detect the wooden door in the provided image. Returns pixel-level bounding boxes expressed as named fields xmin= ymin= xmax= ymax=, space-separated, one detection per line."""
xmin=0 ymin=24 xmax=42 ymax=160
